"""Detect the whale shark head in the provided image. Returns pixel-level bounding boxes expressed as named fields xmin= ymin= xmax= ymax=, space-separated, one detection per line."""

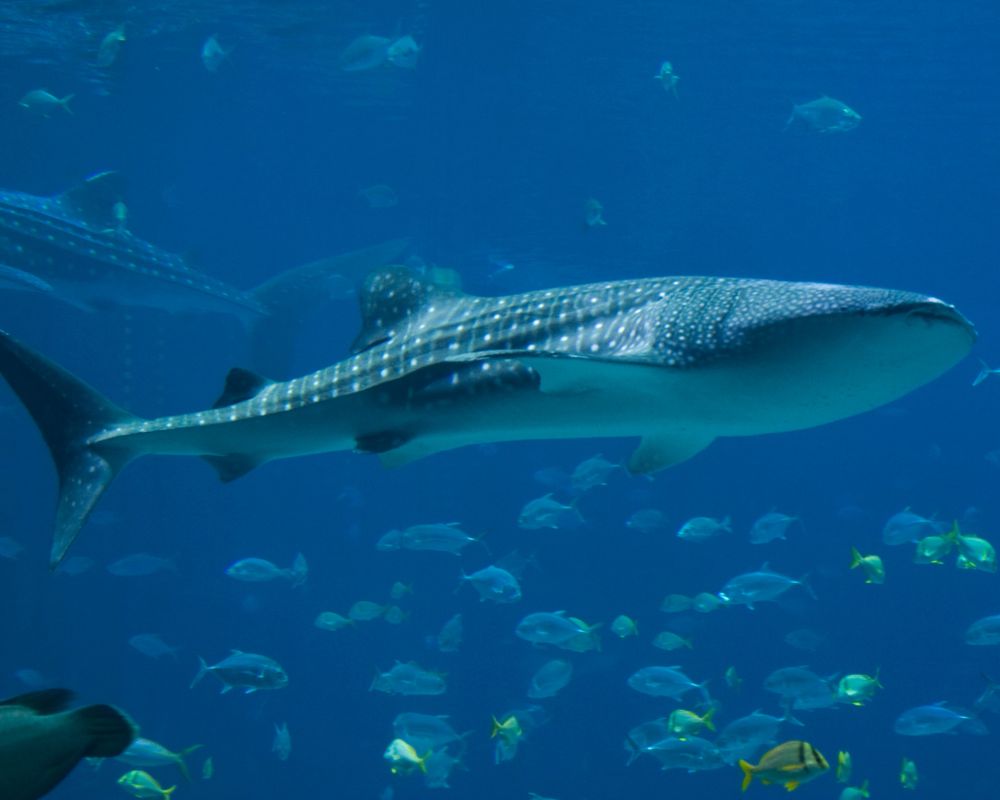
xmin=636 ymin=278 xmax=976 ymax=435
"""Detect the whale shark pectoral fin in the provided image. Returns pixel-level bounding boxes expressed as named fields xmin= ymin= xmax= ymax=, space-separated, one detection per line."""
xmin=627 ymin=432 xmax=714 ymax=474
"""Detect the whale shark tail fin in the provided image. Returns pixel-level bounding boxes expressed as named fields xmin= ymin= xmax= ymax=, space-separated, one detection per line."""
xmin=0 ymin=331 xmax=141 ymax=567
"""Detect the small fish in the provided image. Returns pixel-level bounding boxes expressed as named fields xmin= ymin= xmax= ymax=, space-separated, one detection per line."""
xmin=116 ymin=737 xmax=201 ymax=780
xmin=340 ymin=34 xmax=391 ymax=71
xmin=611 ymin=614 xmax=639 ymax=638
xmin=225 ymin=554 xmax=307 ymax=586
xmin=849 ymin=547 xmax=885 ymax=584
xmin=641 ymin=735 xmax=723 ymax=772
xmin=668 ymin=707 xmax=716 ymax=737
xmin=349 ymin=600 xmax=386 ymax=621
xmin=518 ymin=494 xmax=584 ymax=530
xmin=837 ymin=672 xmax=882 ymax=706
xmin=660 ymin=594 xmax=693 ymax=613
xmin=387 ymin=35 xmax=420 ymax=69
xmin=516 ymin=611 xmax=596 ymax=648
xmin=128 ymin=634 xmax=180 ymax=661
xmin=836 ymin=750 xmax=852 ymax=783
xmin=97 ymin=24 xmax=126 ymax=68
xmin=719 ymin=564 xmax=811 ymax=609
xmin=399 ymin=522 xmax=482 ymax=554
xmin=900 ymin=757 xmax=918 ymax=790
xmin=201 ymin=756 xmax=213 ymax=780
xmin=527 ymin=659 xmax=573 ymax=699
xmin=785 ymin=96 xmax=861 ymax=133
xmin=18 ymin=89 xmax=74 ymax=116
xmin=383 ymin=605 xmax=408 ymax=625
xmin=0 ymin=536 xmax=23 ymax=559
xmin=627 ymin=666 xmax=710 ymax=703
xmin=106 ymin=554 xmax=176 ymax=577
xmin=764 ymin=666 xmax=836 ymax=708
xmin=692 ymin=592 xmax=725 ymax=613
xmin=389 ymin=581 xmax=411 ymax=599
xmin=190 ymin=651 xmax=288 ymax=694
xmin=652 ymin=631 xmax=693 ymax=651
xmin=371 ymin=662 xmax=446 ymax=696
xmin=654 ymin=61 xmax=680 ymax=97
xmin=392 ymin=713 xmax=464 ymax=753
xmin=724 ymin=666 xmax=742 ymax=691
xmin=968 ymin=614 xmax=1000 ymax=646
xmin=461 ymin=565 xmax=522 ymax=603
xmin=749 ymin=512 xmax=798 ymax=544
xmin=839 ymin=779 xmax=870 ymax=800
xmin=359 ymin=184 xmax=399 ymax=209
xmin=314 ymin=611 xmax=354 ymax=631
xmin=54 ymin=555 xmax=95 ymax=575
xmin=955 ymin=526 xmax=997 ymax=572
xmin=881 ymin=508 xmax=940 ymax=546
xmin=973 ymin=359 xmax=1000 ymax=387
xmin=738 ymin=740 xmax=829 ymax=792
xmin=384 ymin=737 xmax=428 ymax=774
xmin=0 ymin=689 xmax=135 ymax=799
xmin=894 ymin=702 xmax=987 ymax=736
xmin=436 ymin=613 xmax=463 ymax=653
xmin=13 ymin=669 xmax=47 ymax=688
xmin=783 ymin=628 xmax=825 ymax=652
xmin=117 ymin=769 xmax=175 ymax=798
xmin=626 ymin=508 xmax=668 ymax=534
xmin=272 ymin=722 xmax=291 ymax=761
xmin=201 ymin=35 xmax=231 ymax=72
xmin=913 ymin=530 xmax=956 ymax=564
xmin=583 ymin=198 xmax=606 ymax=228
xmin=677 ymin=515 xmax=731 ymax=542
xmin=491 ymin=714 xmax=523 ymax=743
xmin=569 ymin=454 xmax=619 ymax=495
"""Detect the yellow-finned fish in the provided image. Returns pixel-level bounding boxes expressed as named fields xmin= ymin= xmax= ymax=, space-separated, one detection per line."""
xmin=849 ymin=547 xmax=885 ymax=584
xmin=116 ymin=770 xmax=175 ymax=798
xmin=491 ymin=714 xmax=522 ymax=741
xmin=900 ymin=757 xmax=918 ymax=790
xmin=382 ymin=738 xmax=427 ymax=774
xmin=835 ymin=750 xmax=852 ymax=783
xmin=739 ymin=740 xmax=829 ymax=792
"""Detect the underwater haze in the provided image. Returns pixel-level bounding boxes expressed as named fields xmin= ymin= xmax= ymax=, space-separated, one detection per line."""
xmin=1 ymin=1 xmax=999 ymax=798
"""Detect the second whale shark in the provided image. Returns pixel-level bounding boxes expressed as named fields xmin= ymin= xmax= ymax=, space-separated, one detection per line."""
xmin=0 ymin=266 xmax=975 ymax=566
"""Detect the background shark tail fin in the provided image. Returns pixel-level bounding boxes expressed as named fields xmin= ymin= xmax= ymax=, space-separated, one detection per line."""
xmin=247 ymin=239 xmax=410 ymax=377
xmin=0 ymin=331 xmax=140 ymax=567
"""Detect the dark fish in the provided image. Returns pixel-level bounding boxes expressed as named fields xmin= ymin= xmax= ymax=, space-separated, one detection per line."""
xmin=0 ymin=689 xmax=135 ymax=800
xmin=0 ymin=171 xmax=409 ymax=374
xmin=0 ymin=269 xmax=974 ymax=566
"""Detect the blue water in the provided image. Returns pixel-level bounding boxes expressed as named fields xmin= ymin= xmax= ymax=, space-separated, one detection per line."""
xmin=1 ymin=1 xmax=999 ymax=797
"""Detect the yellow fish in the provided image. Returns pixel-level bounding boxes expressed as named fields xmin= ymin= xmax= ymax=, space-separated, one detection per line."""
xmin=849 ymin=547 xmax=885 ymax=584
xmin=383 ymin=738 xmax=427 ymax=774
xmin=491 ymin=714 xmax=522 ymax=741
xmin=667 ymin=707 xmax=716 ymax=737
xmin=117 ymin=770 xmax=175 ymax=798
xmin=900 ymin=757 xmax=918 ymax=790
xmin=739 ymin=740 xmax=829 ymax=792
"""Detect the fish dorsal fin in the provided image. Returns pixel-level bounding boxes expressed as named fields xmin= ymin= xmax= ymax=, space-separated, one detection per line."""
xmin=1 ymin=688 xmax=74 ymax=714
xmin=57 ymin=171 xmax=126 ymax=228
xmin=212 ymin=368 xmax=271 ymax=409
xmin=351 ymin=265 xmax=460 ymax=354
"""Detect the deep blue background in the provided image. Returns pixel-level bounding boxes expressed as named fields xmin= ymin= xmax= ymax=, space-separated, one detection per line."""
xmin=1 ymin=1 xmax=999 ymax=797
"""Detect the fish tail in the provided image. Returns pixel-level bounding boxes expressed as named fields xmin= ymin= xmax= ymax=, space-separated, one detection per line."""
xmin=247 ymin=239 xmax=409 ymax=376
xmin=162 ymin=786 xmax=176 ymax=797
xmin=61 ymin=93 xmax=75 ymax=113
xmin=177 ymin=745 xmax=202 ymax=782
xmin=739 ymin=759 xmax=754 ymax=791
xmin=973 ymin=358 xmax=995 ymax=387
xmin=190 ymin=657 xmax=210 ymax=689
xmin=702 ymin=706 xmax=717 ymax=732
xmin=290 ymin=552 xmax=308 ymax=587
xmin=849 ymin=547 xmax=863 ymax=568
xmin=0 ymin=330 xmax=142 ymax=567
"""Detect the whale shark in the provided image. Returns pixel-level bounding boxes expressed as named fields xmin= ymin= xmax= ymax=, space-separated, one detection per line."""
xmin=0 ymin=170 xmax=409 ymax=374
xmin=0 ymin=266 xmax=975 ymax=566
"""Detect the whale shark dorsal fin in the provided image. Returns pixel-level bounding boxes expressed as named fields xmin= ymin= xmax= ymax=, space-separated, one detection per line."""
xmin=212 ymin=367 xmax=272 ymax=409
xmin=351 ymin=265 xmax=462 ymax=354
xmin=57 ymin=171 xmax=126 ymax=228
xmin=627 ymin=432 xmax=714 ymax=474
